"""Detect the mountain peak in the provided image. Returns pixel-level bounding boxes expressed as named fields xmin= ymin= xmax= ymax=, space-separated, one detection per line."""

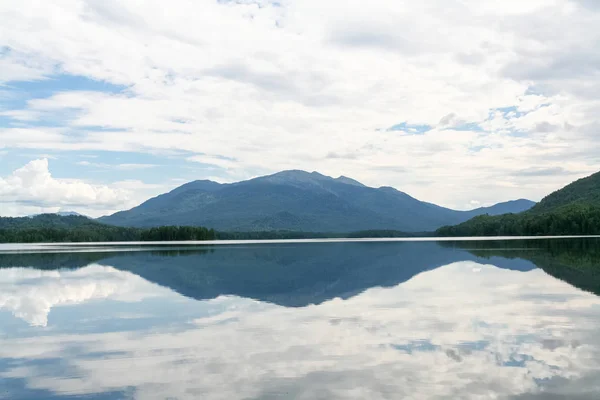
xmin=270 ymin=169 xmax=315 ymax=178
xmin=264 ymin=170 xmax=366 ymax=187
xmin=335 ymin=176 xmax=366 ymax=187
xmin=257 ymin=170 xmax=333 ymax=185
xmin=170 ymin=179 xmax=222 ymax=195
xmin=273 ymin=170 xmax=328 ymax=177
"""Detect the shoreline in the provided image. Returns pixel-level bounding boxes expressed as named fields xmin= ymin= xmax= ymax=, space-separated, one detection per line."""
xmin=1 ymin=235 xmax=600 ymax=253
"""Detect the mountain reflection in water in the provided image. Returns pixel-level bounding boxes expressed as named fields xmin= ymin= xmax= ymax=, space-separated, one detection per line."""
xmin=1 ymin=239 xmax=600 ymax=400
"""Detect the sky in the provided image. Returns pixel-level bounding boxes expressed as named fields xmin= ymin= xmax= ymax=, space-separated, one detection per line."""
xmin=1 ymin=0 xmax=599 ymax=217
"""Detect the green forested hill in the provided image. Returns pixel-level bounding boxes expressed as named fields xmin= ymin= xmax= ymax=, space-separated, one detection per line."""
xmin=437 ymin=171 xmax=600 ymax=236
xmin=529 ymin=171 xmax=600 ymax=214
xmin=0 ymin=214 xmax=99 ymax=229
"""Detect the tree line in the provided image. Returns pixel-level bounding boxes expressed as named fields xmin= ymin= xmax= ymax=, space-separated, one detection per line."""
xmin=436 ymin=203 xmax=600 ymax=237
xmin=0 ymin=225 xmax=217 ymax=243
xmin=0 ymin=214 xmax=425 ymax=243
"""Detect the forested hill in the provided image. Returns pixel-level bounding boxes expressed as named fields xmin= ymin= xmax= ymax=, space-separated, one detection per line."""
xmin=437 ymin=171 xmax=600 ymax=236
xmin=529 ymin=171 xmax=600 ymax=214
xmin=0 ymin=214 xmax=98 ymax=229
xmin=0 ymin=214 xmax=216 ymax=243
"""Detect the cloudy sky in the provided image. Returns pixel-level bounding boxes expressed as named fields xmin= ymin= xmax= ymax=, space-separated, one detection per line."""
xmin=1 ymin=0 xmax=599 ymax=217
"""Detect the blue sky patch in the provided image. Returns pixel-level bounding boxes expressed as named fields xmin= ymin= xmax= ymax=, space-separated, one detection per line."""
xmin=468 ymin=145 xmax=489 ymax=153
xmin=3 ymin=74 xmax=127 ymax=99
xmin=0 ymin=74 xmax=128 ymax=129
xmin=456 ymin=340 xmax=489 ymax=351
xmin=495 ymin=106 xmax=525 ymax=119
xmin=445 ymin=122 xmax=484 ymax=132
xmin=502 ymin=353 xmax=534 ymax=368
xmin=392 ymin=340 xmax=440 ymax=354
xmin=387 ymin=122 xmax=432 ymax=134
xmin=492 ymin=104 xmax=550 ymax=120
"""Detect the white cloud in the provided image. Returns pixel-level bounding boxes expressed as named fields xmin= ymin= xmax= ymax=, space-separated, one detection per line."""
xmin=0 ymin=0 xmax=599 ymax=209
xmin=0 ymin=158 xmax=132 ymax=216
xmin=0 ymin=265 xmax=170 ymax=326
xmin=1 ymin=261 xmax=600 ymax=398
xmin=76 ymin=160 xmax=158 ymax=170
xmin=0 ymin=159 xmax=184 ymax=217
xmin=111 ymin=179 xmax=171 ymax=191
xmin=0 ymin=49 xmax=54 ymax=83
xmin=186 ymin=154 xmax=238 ymax=170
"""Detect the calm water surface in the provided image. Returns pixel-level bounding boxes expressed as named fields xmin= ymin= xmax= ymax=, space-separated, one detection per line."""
xmin=1 ymin=238 xmax=600 ymax=399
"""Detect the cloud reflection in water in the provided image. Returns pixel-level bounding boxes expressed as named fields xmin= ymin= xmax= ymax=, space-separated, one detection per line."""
xmin=1 ymin=261 xmax=600 ymax=399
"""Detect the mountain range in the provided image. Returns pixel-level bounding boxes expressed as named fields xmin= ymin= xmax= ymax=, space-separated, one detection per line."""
xmin=99 ymin=170 xmax=535 ymax=232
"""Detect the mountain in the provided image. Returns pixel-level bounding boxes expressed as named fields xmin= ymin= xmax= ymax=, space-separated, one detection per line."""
xmin=470 ymin=199 xmax=536 ymax=216
xmin=437 ymin=171 xmax=600 ymax=236
xmin=99 ymin=170 xmax=534 ymax=232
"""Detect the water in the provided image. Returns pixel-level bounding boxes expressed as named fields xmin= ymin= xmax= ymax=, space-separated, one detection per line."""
xmin=1 ymin=238 xmax=600 ymax=399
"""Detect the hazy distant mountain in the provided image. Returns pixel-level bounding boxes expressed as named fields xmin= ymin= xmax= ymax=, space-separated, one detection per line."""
xmin=469 ymin=199 xmax=536 ymax=216
xmin=27 ymin=211 xmax=87 ymax=218
xmin=55 ymin=211 xmax=85 ymax=217
xmin=99 ymin=170 xmax=535 ymax=232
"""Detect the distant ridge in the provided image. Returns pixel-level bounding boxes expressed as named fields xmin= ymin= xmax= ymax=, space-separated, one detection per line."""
xmin=470 ymin=199 xmax=536 ymax=216
xmin=27 ymin=211 xmax=87 ymax=218
xmin=99 ymin=170 xmax=535 ymax=232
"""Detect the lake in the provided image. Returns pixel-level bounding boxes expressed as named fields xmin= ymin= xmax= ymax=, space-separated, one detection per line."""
xmin=1 ymin=238 xmax=600 ymax=399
